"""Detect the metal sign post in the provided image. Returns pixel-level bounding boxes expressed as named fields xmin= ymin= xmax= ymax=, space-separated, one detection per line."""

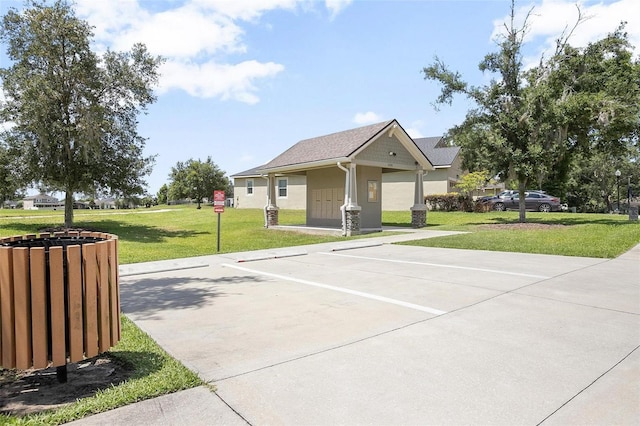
xmin=213 ymin=190 xmax=225 ymax=252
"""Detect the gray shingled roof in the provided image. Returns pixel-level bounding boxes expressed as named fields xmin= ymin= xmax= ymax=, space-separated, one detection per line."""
xmin=261 ymin=120 xmax=395 ymax=170
xmin=230 ymin=165 xmax=265 ymax=178
xmin=414 ymin=137 xmax=460 ymax=167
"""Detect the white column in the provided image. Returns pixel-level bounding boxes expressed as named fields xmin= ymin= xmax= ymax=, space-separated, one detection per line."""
xmin=268 ymin=174 xmax=278 ymax=208
xmin=413 ymin=168 xmax=425 ymax=206
xmin=348 ymin=163 xmax=359 ymax=208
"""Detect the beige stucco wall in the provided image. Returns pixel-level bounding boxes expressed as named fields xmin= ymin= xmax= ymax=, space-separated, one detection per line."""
xmin=381 ymin=155 xmax=464 ymax=211
xmin=381 ymin=171 xmax=417 ymax=211
xmin=233 ymin=175 xmax=306 ymax=209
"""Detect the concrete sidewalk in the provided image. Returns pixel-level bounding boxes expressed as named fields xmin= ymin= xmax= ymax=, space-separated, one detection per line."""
xmin=70 ymin=231 xmax=639 ymax=425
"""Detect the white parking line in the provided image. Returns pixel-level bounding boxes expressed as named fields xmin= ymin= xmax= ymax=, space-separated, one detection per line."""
xmin=318 ymin=252 xmax=550 ymax=279
xmin=222 ymin=263 xmax=447 ymax=316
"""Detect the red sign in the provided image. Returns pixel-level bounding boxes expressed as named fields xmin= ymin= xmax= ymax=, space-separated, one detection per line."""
xmin=213 ymin=190 xmax=225 ymax=213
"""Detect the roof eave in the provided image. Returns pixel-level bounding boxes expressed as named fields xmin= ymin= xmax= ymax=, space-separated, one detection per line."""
xmin=259 ymin=157 xmax=351 ymax=174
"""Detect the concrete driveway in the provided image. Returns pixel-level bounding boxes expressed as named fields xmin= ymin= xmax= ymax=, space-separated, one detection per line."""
xmin=80 ymin=232 xmax=640 ymax=425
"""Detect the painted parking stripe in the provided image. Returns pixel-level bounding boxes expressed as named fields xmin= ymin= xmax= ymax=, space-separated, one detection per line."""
xmin=222 ymin=263 xmax=447 ymax=316
xmin=318 ymin=252 xmax=550 ymax=279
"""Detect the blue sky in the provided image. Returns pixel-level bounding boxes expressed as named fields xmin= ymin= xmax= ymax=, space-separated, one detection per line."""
xmin=1 ymin=0 xmax=638 ymax=196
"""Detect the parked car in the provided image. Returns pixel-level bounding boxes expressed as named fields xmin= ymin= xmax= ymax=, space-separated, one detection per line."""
xmin=481 ymin=191 xmax=561 ymax=212
xmin=478 ymin=189 xmax=544 ymax=202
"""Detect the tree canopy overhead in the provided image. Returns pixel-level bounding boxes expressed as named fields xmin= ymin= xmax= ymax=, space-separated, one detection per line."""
xmin=423 ymin=0 xmax=640 ymax=221
xmin=0 ymin=0 xmax=163 ymax=226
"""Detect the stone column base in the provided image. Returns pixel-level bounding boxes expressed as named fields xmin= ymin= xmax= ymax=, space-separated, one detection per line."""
xmin=266 ymin=206 xmax=279 ymax=227
xmin=410 ymin=205 xmax=427 ymax=228
xmin=345 ymin=209 xmax=361 ymax=236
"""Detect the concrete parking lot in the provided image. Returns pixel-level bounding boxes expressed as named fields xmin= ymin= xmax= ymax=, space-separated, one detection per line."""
xmin=75 ymin=232 xmax=640 ymax=425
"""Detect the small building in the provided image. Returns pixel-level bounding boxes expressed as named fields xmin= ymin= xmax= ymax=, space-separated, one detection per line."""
xmin=95 ymin=198 xmax=116 ymax=209
xmin=22 ymin=193 xmax=64 ymax=210
xmin=232 ymin=119 xmax=433 ymax=235
xmin=232 ymin=127 xmax=470 ymax=213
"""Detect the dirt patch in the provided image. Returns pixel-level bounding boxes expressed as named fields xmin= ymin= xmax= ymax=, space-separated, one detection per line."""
xmin=0 ymin=354 xmax=134 ymax=416
xmin=478 ymin=223 xmax=567 ymax=230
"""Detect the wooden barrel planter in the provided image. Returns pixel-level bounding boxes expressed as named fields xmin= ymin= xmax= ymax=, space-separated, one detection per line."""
xmin=0 ymin=231 xmax=120 ymax=382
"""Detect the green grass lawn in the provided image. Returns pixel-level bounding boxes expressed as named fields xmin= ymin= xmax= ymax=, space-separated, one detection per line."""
xmin=1 ymin=206 xmax=638 ymax=424
xmin=0 ymin=206 xmax=345 ymax=264
xmin=383 ymin=210 xmax=640 ymax=258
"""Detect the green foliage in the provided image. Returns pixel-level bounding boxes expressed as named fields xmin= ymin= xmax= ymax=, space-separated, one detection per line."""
xmin=425 ymin=193 xmax=465 ymax=211
xmin=455 ymin=170 xmax=493 ymax=196
xmin=157 ymin=183 xmax=169 ymax=205
xmin=168 ymin=157 xmax=229 ymax=208
xmin=0 ymin=0 xmax=163 ymax=227
xmin=423 ymin=1 xmax=640 ymax=222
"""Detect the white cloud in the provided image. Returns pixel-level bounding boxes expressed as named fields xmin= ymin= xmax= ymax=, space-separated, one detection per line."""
xmin=492 ymin=0 xmax=640 ymax=68
xmin=326 ymin=0 xmax=353 ymax=19
xmin=110 ymin=5 xmax=246 ymax=58
xmin=158 ymin=60 xmax=284 ymax=103
xmin=193 ymin=0 xmax=300 ymax=21
xmin=74 ymin=0 xmax=352 ymax=104
xmin=353 ymin=111 xmax=382 ymax=125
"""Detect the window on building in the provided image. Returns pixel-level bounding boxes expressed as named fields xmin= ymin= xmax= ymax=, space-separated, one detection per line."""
xmin=246 ymin=179 xmax=254 ymax=195
xmin=278 ymin=178 xmax=288 ymax=198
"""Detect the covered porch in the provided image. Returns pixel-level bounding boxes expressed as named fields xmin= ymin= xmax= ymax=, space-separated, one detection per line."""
xmin=259 ymin=120 xmax=433 ymax=236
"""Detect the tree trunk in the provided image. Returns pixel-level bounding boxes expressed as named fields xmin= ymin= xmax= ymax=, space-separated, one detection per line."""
xmin=518 ymin=181 xmax=527 ymax=223
xmin=64 ymin=190 xmax=74 ymax=228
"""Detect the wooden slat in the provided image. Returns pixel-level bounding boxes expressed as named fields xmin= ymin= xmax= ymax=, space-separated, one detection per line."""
xmin=96 ymin=241 xmax=110 ymax=352
xmin=113 ymin=236 xmax=121 ymax=341
xmin=108 ymin=239 xmax=120 ymax=345
xmin=49 ymin=246 xmax=67 ymax=367
xmin=66 ymin=245 xmax=84 ymax=363
xmin=13 ymin=248 xmax=32 ymax=370
xmin=29 ymin=248 xmax=48 ymax=369
xmin=83 ymin=244 xmax=99 ymax=358
xmin=25 ymin=234 xmax=36 ymax=240
xmin=0 ymin=247 xmax=16 ymax=368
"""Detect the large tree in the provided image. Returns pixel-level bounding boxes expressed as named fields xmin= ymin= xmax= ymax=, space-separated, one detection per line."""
xmin=0 ymin=140 xmax=25 ymax=207
xmin=423 ymin=1 xmax=640 ymax=222
xmin=168 ymin=157 xmax=229 ymax=209
xmin=0 ymin=0 xmax=162 ymax=226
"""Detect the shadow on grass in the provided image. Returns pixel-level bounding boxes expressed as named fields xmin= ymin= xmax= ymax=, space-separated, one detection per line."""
xmin=0 ymin=351 xmax=142 ymax=416
xmin=2 ymin=219 xmax=211 ymax=243
xmin=120 ymin=274 xmax=266 ymax=320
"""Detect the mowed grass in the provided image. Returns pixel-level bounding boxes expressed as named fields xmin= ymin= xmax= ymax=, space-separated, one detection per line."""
xmin=0 ymin=206 xmax=348 ymax=264
xmin=383 ymin=210 xmax=640 ymax=258
xmin=1 ymin=206 xmax=638 ymax=260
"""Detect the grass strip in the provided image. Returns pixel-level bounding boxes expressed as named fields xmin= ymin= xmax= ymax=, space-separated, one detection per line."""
xmin=0 ymin=316 xmax=203 ymax=425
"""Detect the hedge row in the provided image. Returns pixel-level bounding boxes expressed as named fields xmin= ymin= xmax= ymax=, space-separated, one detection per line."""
xmin=424 ymin=193 xmax=490 ymax=212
